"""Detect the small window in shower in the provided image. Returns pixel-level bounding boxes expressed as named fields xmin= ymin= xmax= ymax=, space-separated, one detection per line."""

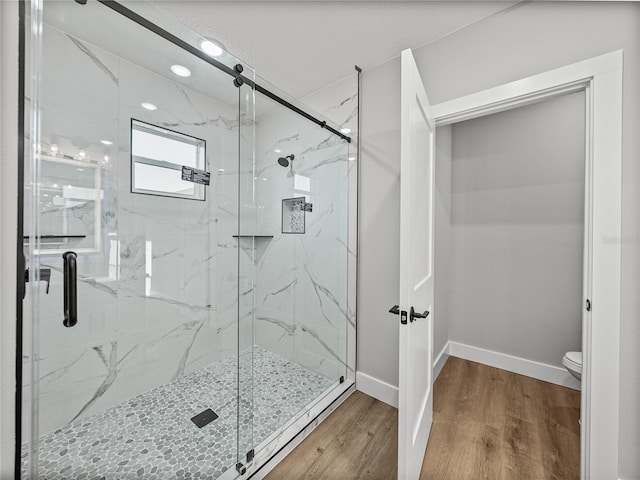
xmin=131 ymin=119 xmax=206 ymax=201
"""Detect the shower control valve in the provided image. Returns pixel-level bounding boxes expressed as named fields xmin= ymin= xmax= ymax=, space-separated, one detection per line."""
xmin=23 ymin=267 xmax=52 ymax=297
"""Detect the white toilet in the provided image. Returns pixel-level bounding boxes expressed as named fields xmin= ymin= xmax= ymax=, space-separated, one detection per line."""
xmin=562 ymin=351 xmax=582 ymax=381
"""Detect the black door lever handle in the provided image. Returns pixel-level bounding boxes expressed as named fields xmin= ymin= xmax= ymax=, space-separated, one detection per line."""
xmin=410 ymin=306 xmax=429 ymax=323
xmin=389 ymin=305 xmax=400 ymax=315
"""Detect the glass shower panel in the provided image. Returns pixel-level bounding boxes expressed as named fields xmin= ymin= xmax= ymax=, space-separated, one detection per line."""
xmin=250 ymin=80 xmax=350 ymax=451
xmin=24 ymin=1 xmax=253 ymax=478
xmin=237 ymin=79 xmax=257 ymax=472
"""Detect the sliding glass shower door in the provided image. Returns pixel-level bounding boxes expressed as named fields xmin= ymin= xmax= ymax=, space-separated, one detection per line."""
xmin=22 ymin=1 xmax=355 ymax=478
xmin=23 ymin=1 xmax=255 ymax=478
xmin=247 ymin=80 xmax=351 ymax=457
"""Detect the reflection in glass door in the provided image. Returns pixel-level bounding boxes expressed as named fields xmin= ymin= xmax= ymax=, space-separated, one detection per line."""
xmin=23 ymin=1 xmax=254 ymax=478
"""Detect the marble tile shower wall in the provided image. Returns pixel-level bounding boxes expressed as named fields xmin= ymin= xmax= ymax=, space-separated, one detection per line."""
xmin=253 ymin=76 xmax=358 ymax=381
xmin=28 ymin=25 xmax=252 ymax=436
xmin=302 ymin=76 xmax=359 ymax=381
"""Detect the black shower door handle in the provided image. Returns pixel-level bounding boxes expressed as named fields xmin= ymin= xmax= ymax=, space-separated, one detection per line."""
xmin=62 ymin=251 xmax=78 ymax=327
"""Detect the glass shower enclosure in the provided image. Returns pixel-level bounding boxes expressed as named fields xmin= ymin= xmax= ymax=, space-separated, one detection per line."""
xmin=21 ymin=1 xmax=352 ymax=478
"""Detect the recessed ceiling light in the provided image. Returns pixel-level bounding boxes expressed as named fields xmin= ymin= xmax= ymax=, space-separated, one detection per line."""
xmin=141 ymin=102 xmax=157 ymax=111
xmin=217 ymin=168 xmax=225 ymax=172
xmin=340 ymin=127 xmax=351 ymax=135
xmin=274 ymin=149 xmax=281 ymax=153
xmin=201 ymin=40 xmax=223 ymax=57
xmin=104 ymin=155 xmax=110 ymax=162
xmin=100 ymin=139 xmax=113 ymax=145
xmin=77 ymin=168 xmax=85 ymax=172
xmin=348 ymin=156 xmax=356 ymax=161
xmin=170 ymin=64 xmax=191 ymax=77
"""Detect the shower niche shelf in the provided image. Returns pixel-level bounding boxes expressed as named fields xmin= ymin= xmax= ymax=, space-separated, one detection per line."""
xmin=233 ymin=235 xmax=274 ymax=262
xmin=282 ymin=197 xmax=309 ymax=234
xmin=23 ymin=234 xmax=87 ymax=244
xmin=232 ymin=235 xmax=274 ymax=238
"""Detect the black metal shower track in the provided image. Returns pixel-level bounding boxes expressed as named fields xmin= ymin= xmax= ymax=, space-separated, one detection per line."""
xmin=94 ymin=0 xmax=351 ymax=143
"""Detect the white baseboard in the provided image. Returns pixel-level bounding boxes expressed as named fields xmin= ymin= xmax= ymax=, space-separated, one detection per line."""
xmin=433 ymin=343 xmax=450 ymax=381
xmin=448 ymin=341 xmax=581 ymax=390
xmin=356 ymin=346 xmax=450 ymax=409
xmin=355 ymin=371 xmax=399 ymax=408
xmin=356 ymin=341 xmax=579 ymax=410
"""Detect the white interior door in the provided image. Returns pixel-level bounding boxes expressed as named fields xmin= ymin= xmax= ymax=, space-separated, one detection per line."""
xmin=397 ymin=48 xmax=435 ymax=479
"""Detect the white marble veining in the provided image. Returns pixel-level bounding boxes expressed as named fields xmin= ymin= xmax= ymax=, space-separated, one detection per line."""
xmin=302 ymin=74 xmax=359 ymax=382
xmin=27 ymin=6 xmax=358 ymax=479
xmin=30 ymin=23 xmax=249 ymax=436
xmin=252 ymin=78 xmax=357 ymax=383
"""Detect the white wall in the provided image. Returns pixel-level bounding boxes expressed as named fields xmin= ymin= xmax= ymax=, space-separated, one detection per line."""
xmin=359 ymin=56 xmax=401 ymax=387
xmin=449 ymin=92 xmax=584 ymax=369
xmin=359 ymin=2 xmax=640 ymax=476
xmin=0 ymin=0 xmax=19 ymax=476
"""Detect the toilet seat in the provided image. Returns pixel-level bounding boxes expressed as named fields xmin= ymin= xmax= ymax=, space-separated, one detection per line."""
xmin=563 ymin=351 xmax=582 ymax=375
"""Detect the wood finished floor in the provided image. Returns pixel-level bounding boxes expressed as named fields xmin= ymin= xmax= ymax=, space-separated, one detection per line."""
xmin=265 ymin=356 xmax=580 ymax=480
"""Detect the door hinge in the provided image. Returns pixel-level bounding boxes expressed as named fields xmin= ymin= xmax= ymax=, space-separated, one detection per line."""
xmin=586 ymin=299 xmax=591 ymax=312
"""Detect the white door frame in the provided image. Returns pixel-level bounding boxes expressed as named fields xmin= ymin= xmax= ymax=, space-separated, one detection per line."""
xmin=431 ymin=50 xmax=623 ymax=480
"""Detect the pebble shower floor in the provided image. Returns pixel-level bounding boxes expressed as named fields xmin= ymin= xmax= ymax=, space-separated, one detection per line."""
xmin=22 ymin=347 xmax=335 ymax=479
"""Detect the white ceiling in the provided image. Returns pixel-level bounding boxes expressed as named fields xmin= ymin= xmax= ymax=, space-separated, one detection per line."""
xmin=150 ymin=1 xmax=520 ymax=98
